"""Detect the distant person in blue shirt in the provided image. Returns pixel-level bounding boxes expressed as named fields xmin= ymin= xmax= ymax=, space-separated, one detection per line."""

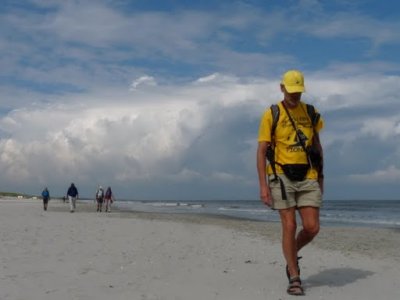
xmin=67 ymin=183 xmax=79 ymax=213
xmin=41 ymin=187 xmax=50 ymax=211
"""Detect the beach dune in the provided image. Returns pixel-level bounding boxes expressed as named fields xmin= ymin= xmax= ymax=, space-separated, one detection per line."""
xmin=0 ymin=198 xmax=399 ymax=300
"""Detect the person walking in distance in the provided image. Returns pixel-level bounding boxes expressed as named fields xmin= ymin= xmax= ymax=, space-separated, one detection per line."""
xmin=95 ymin=185 xmax=104 ymax=212
xmin=257 ymin=70 xmax=324 ymax=296
xmin=104 ymin=186 xmax=114 ymax=212
xmin=67 ymin=183 xmax=79 ymax=213
xmin=41 ymin=187 xmax=50 ymax=211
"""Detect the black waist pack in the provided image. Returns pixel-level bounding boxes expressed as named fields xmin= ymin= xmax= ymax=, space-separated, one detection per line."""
xmin=281 ymin=164 xmax=309 ymax=181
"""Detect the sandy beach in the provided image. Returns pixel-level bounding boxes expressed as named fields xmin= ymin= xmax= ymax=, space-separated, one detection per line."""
xmin=0 ymin=198 xmax=399 ymax=300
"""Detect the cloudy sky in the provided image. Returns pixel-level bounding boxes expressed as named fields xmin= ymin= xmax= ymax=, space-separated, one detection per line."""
xmin=0 ymin=0 xmax=399 ymax=200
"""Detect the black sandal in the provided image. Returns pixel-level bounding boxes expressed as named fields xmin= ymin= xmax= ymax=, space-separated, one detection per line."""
xmin=286 ymin=256 xmax=302 ymax=280
xmin=287 ymin=276 xmax=305 ymax=296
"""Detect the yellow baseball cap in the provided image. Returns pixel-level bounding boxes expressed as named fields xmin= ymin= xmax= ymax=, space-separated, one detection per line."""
xmin=281 ymin=70 xmax=305 ymax=93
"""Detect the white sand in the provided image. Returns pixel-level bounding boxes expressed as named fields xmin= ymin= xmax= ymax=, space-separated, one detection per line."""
xmin=0 ymin=198 xmax=399 ymax=300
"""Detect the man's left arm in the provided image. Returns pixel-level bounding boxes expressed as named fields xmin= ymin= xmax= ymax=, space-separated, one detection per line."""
xmin=313 ymin=132 xmax=324 ymax=193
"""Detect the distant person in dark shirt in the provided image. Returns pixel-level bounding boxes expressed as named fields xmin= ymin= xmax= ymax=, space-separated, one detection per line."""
xmin=67 ymin=183 xmax=79 ymax=213
xmin=104 ymin=186 xmax=115 ymax=213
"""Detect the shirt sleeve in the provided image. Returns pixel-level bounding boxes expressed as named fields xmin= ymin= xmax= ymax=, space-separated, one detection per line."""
xmin=315 ymin=110 xmax=324 ymax=133
xmin=258 ymin=109 xmax=273 ymax=142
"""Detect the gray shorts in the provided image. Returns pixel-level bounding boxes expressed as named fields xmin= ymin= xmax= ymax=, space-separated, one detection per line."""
xmin=269 ymin=174 xmax=322 ymax=210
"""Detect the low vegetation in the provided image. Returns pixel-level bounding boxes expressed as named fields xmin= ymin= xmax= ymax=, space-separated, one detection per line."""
xmin=0 ymin=191 xmax=34 ymax=198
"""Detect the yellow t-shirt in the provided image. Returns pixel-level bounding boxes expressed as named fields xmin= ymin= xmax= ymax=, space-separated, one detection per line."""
xmin=258 ymin=101 xmax=324 ymax=179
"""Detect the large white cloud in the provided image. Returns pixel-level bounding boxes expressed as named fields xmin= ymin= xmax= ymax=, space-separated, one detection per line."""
xmin=1 ymin=72 xmax=400 ymax=199
xmin=0 ymin=74 xmax=268 ymax=196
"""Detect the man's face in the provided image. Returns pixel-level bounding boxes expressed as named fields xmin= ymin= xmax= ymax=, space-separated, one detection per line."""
xmin=286 ymin=91 xmax=302 ymax=102
xmin=280 ymin=84 xmax=302 ymax=103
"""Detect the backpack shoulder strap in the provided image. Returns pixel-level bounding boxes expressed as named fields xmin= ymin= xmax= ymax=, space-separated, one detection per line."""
xmin=267 ymin=104 xmax=287 ymax=200
xmin=306 ymin=104 xmax=320 ymax=127
xmin=270 ymin=104 xmax=280 ymax=139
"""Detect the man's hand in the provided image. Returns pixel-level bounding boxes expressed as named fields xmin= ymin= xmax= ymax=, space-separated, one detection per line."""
xmin=260 ymin=185 xmax=272 ymax=207
xmin=318 ymin=177 xmax=324 ymax=194
xmin=257 ymin=141 xmax=272 ymax=207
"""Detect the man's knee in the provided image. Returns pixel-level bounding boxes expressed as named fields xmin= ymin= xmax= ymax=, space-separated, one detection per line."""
xmin=283 ymin=220 xmax=297 ymax=234
xmin=303 ymin=223 xmax=319 ymax=237
xmin=279 ymin=208 xmax=298 ymax=234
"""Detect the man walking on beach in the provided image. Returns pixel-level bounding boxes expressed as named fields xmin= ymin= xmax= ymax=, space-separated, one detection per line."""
xmin=95 ymin=185 xmax=104 ymax=212
xmin=41 ymin=187 xmax=50 ymax=211
xmin=67 ymin=183 xmax=79 ymax=213
xmin=257 ymin=70 xmax=324 ymax=296
xmin=104 ymin=186 xmax=114 ymax=213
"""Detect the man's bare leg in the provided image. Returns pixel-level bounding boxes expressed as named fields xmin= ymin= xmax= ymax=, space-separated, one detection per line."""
xmin=297 ymin=206 xmax=320 ymax=251
xmin=279 ymin=207 xmax=299 ymax=278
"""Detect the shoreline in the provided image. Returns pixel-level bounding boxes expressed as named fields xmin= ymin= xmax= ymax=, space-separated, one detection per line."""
xmin=115 ymin=198 xmax=400 ymax=230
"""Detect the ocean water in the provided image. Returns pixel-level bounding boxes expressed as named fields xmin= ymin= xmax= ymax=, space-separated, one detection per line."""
xmin=115 ymin=199 xmax=400 ymax=229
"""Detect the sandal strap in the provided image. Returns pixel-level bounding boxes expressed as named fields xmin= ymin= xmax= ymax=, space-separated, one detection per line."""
xmin=287 ymin=277 xmax=305 ymax=295
xmin=289 ymin=276 xmax=302 ymax=284
xmin=286 ymin=256 xmax=302 ymax=279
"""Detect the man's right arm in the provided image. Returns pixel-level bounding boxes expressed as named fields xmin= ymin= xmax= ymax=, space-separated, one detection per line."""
xmin=257 ymin=141 xmax=272 ymax=207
